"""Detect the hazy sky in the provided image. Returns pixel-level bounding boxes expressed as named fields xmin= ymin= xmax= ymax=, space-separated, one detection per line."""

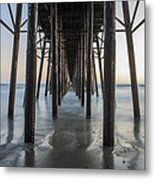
xmin=0 ymin=1 xmax=145 ymax=84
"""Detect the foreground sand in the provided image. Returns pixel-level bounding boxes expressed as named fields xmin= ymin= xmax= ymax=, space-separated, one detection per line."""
xmin=0 ymin=87 xmax=144 ymax=169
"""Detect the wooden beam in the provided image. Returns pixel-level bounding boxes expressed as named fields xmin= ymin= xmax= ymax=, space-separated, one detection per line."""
xmin=7 ymin=4 xmax=15 ymax=29
xmin=115 ymin=16 xmax=125 ymax=27
xmin=20 ymin=18 xmax=28 ymax=28
xmin=131 ymin=0 xmax=140 ymax=28
xmin=132 ymin=19 xmax=145 ymax=33
xmin=0 ymin=19 xmax=14 ymax=34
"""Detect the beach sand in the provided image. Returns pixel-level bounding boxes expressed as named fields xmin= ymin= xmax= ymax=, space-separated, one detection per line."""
xmin=0 ymin=84 xmax=145 ymax=169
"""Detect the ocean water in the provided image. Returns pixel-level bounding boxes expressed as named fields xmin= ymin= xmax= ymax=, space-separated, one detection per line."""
xmin=0 ymin=84 xmax=145 ymax=169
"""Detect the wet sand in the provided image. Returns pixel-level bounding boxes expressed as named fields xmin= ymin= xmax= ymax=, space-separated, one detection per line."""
xmin=0 ymin=85 xmax=145 ymax=169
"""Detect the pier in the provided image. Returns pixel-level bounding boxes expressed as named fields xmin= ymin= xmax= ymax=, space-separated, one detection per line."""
xmin=0 ymin=1 xmax=145 ymax=152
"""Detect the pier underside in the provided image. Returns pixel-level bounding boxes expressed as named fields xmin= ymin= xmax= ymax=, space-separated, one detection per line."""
xmin=0 ymin=1 xmax=145 ymax=169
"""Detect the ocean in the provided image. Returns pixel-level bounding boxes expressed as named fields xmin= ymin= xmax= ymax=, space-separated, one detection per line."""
xmin=0 ymin=84 xmax=145 ymax=169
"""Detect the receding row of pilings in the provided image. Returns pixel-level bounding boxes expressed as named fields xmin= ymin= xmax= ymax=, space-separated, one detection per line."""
xmin=4 ymin=1 xmax=144 ymax=147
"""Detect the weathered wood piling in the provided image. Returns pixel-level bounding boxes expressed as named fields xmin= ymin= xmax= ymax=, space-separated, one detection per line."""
xmin=36 ymin=40 xmax=46 ymax=99
xmin=45 ymin=43 xmax=52 ymax=96
xmin=122 ymin=1 xmax=140 ymax=119
xmin=8 ymin=4 xmax=22 ymax=118
xmin=86 ymin=2 xmax=93 ymax=118
xmin=24 ymin=4 xmax=38 ymax=143
xmin=51 ymin=4 xmax=58 ymax=117
xmin=103 ymin=1 xmax=116 ymax=148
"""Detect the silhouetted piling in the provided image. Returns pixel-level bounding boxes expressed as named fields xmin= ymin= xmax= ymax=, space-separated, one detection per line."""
xmin=45 ymin=43 xmax=52 ymax=96
xmin=86 ymin=3 xmax=93 ymax=118
xmin=81 ymin=24 xmax=86 ymax=106
xmin=36 ymin=40 xmax=46 ymax=99
xmin=8 ymin=4 xmax=22 ymax=118
xmin=122 ymin=1 xmax=140 ymax=119
xmin=92 ymin=52 xmax=99 ymax=97
xmin=25 ymin=4 xmax=38 ymax=143
xmin=51 ymin=3 xmax=58 ymax=117
xmin=103 ymin=1 xmax=116 ymax=148
xmin=96 ymin=38 xmax=104 ymax=99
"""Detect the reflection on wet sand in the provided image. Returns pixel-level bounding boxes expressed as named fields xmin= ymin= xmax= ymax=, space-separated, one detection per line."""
xmin=51 ymin=119 xmax=91 ymax=150
xmin=0 ymin=87 xmax=144 ymax=169
xmin=134 ymin=117 xmax=141 ymax=144
xmin=25 ymin=146 xmax=35 ymax=167
xmin=7 ymin=118 xmax=14 ymax=144
xmin=38 ymin=117 xmax=94 ymax=168
xmin=103 ymin=148 xmax=114 ymax=169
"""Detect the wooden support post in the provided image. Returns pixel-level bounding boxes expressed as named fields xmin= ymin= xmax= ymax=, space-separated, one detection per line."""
xmin=51 ymin=3 xmax=58 ymax=117
xmin=81 ymin=27 xmax=85 ymax=106
xmin=36 ymin=40 xmax=46 ymax=99
xmin=92 ymin=52 xmax=99 ymax=97
xmin=78 ymin=41 xmax=82 ymax=99
xmin=103 ymin=1 xmax=116 ymax=148
xmin=96 ymin=38 xmax=104 ymax=99
xmin=92 ymin=71 xmax=95 ymax=95
xmin=24 ymin=4 xmax=38 ymax=143
xmin=122 ymin=1 xmax=140 ymax=118
xmin=45 ymin=43 xmax=52 ymax=96
xmin=49 ymin=72 xmax=52 ymax=94
xmin=86 ymin=3 xmax=93 ymax=118
xmin=58 ymin=18 xmax=62 ymax=105
xmin=75 ymin=52 xmax=79 ymax=97
xmin=8 ymin=4 xmax=22 ymax=118
xmin=61 ymin=49 xmax=64 ymax=96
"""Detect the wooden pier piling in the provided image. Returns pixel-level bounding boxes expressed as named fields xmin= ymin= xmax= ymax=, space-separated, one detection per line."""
xmin=86 ymin=2 xmax=93 ymax=118
xmin=96 ymin=38 xmax=104 ymax=99
xmin=103 ymin=2 xmax=116 ymax=148
xmin=122 ymin=1 xmax=140 ymax=119
xmin=24 ymin=4 xmax=38 ymax=143
xmin=81 ymin=24 xmax=86 ymax=106
xmin=51 ymin=3 xmax=58 ymax=117
xmin=8 ymin=4 xmax=22 ymax=118
xmin=45 ymin=43 xmax=52 ymax=96
xmin=92 ymin=52 xmax=99 ymax=97
xmin=36 ymin=40 xmax=46 ymax=99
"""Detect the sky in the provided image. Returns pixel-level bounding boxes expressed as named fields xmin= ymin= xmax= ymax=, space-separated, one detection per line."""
xmin=0 ymin=1 xmax=145 ymax=84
